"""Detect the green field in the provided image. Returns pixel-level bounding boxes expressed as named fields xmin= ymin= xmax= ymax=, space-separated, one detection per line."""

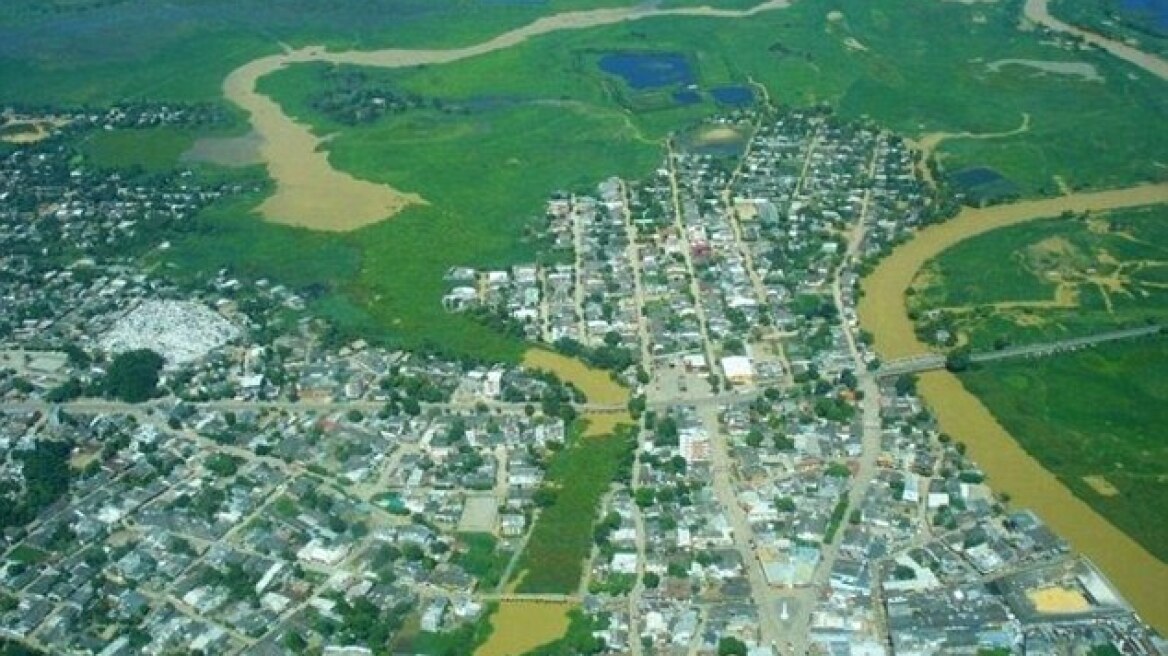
xmin=959 ymin=335 xmax=1168 ymax=562
xmin=80 ymin=127 xmax=203 ymax=172
xmin=909 ymin=205 xmax=1168 ymax=350
xmin=513 ymin=422 xmax=634 ymax=593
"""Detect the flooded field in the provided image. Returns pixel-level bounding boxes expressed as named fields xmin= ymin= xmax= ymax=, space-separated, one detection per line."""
xmin=986 ymin=58 xmax=1104 ymax=82
xmin=598 ymin=51 xmax=694 ymax=89
xmin=221 ymin=0 xmax=790 ymax=231
xmin=522 ymin=348 xmax=629 ymax=407
xmin=858 ymin=182 xmax=1168 ymax=632
xmin=180 ymin=131 xmax=264 ymax=167
xmin=579 ymin=410 xmax=632 ymax=438
xmin=476 ymin=601 xmax=573 ymax=656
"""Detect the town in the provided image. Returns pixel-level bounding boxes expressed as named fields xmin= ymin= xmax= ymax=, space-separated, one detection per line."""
xmin=0 ymin=104 xmax=1163 ymax=656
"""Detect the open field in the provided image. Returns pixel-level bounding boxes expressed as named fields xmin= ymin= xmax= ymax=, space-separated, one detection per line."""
xmin=908 ymin=205 xmax=1168 ymax=350
xmin=959 ymin=335 xmax=1168 ymax=562
xmin=512 ymin=423 xmax=634 ymax=593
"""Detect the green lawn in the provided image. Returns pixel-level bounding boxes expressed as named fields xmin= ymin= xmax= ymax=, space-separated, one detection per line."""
xmin=959 ymin=334 xmax=1168 ymax=562
xmin=6 ymin=544 xmax=46 ymax=564
xmin=514 ymin=422 xmax=634 ymax=593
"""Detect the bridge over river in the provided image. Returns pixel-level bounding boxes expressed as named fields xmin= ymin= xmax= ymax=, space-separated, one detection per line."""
xmin=877 ymin=324 xmax=1162 ymax=378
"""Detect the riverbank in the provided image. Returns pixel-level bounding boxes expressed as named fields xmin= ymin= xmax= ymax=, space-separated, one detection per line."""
xmin=858 ymin=184 xmax=1168 ymax=633
xmin=1024 ymin=0 xmax=1168 ymax=81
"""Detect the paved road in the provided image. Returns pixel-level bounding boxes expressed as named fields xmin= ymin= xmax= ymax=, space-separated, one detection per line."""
xmin=621 ymin=179 xmax=656 ymax=377
xmin=666 ymin=138 xmax=719 ymax=374
xmin=878 ymin=324 xmax=1162 ymax=377
xmin=776 ymin=140 xmax=887 ymax=656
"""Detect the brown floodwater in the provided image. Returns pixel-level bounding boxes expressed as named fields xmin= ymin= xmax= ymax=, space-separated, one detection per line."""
xmin=858 ymin=183 xmax=1168 ymax=632
xmin=1024 ymin=0 xmax=1168 ymax=82
xmin=476 ymin=601 xmax=573 ymax=656
xmin=180 ymin=131 xmax=264 ymax=167
xmin=522 ymin=348 xmax=630 ymax=407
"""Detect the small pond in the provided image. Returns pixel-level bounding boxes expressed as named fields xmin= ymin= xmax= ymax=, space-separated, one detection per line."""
xmin=598 ymin=52 xmax=695 ymax=89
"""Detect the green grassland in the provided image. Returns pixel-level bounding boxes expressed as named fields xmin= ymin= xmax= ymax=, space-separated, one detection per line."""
xmin=909 ymin=205 xmax=1168 ymax=350
xmin=80 ymin=127 xmax=204 ymax=172
xmin=959 ymin=334 xmax=1168 ymax=562
xmin=513 ymin=422 xmax=634 ymax=593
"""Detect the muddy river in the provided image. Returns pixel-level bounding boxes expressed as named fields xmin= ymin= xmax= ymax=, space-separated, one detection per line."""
xmin=858 ymin=182 xmax=1168 ymax=632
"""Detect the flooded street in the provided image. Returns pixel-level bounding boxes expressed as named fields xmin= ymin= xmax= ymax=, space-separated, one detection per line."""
xmin=859 ymin=183 xmax=1168 ymax=632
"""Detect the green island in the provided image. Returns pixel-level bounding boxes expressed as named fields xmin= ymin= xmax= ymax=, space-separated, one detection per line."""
xmin=909 ymin=205 xmax=1168 ymax=350
xmin=512 ymin=422 xmax=636 ymax=593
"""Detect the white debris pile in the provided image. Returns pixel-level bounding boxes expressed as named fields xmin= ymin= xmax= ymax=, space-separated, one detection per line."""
xmin=99 ymin=300 xmax=240 ymax=365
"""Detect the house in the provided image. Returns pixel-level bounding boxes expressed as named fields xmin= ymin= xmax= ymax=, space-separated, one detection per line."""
xmin=721 ymin=356 xmax=755 ymax=386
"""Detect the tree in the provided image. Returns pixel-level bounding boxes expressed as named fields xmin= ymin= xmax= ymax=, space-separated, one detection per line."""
xmin=103 ymin=349 xmax=165 ymax=403
xmin=892 ymin=564 xmax=916 ymax=581
xmin=718 ymin=637 xmax=748 ymax=656
xmin=944 ymin=346 xmax=972 ymax=372
xmin=634 ymin=488 xmax=656 ymax=508
xmin=642 ymin=572 xmax=660 ymax=589
xmin=533 ymin=487 xmax=558 ymax=508
xmin=656 ymin=417 xmax=679 ymax=446
xmin=894 ymin=373 xmax=918 ymax=397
